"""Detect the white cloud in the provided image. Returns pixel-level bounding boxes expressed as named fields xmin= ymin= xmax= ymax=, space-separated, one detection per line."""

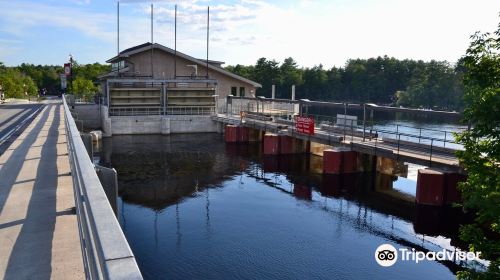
xmin=0 ymin=2 xmax=114 ymax=43
xmin=0 ymin=0 xmax=499 ymax=67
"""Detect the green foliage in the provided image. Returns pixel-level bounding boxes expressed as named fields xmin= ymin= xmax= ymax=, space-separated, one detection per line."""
xmin=456 ymin=21 xmax=500 ymax=279
xmin=71 ymin=76 xmax=97 ymax=101
xmin=17 ymin=63 xmax=62 ymax=94
xmin=0 ymin=59 xmax=109 ymax=101
xmin=226 ymin=56 xmax=464 ymax=110
xmin=0 ymin=66 xmax=38 ymax=99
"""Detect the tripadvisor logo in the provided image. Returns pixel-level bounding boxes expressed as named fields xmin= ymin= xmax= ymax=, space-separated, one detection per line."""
xmin=375 ymin=243 xmax=481 ymax=267
xmin=375 ymin=244 xmax=398 ymax=267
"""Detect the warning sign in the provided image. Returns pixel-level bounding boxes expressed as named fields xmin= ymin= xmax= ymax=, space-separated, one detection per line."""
xmin=295 ymin=116 xmax=315 ymax=135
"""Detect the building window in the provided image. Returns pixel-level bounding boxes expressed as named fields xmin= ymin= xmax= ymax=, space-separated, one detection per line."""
xmin=112 ymin=60 xmax=125 ymax=71
xmin=239 ymin=87 xmax=245 ymax=97
xmin=231 ymin=87 xmax=237 ymax=96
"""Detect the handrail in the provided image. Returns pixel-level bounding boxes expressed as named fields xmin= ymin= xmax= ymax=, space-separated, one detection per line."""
xmin=218 ymin=108 xmax=462 ymax=167
xmin=63 ymin=95 xmax=143 ymax=280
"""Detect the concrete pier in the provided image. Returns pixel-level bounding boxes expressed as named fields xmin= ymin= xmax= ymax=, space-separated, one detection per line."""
xmin=416 ymin=169 xmax=446 ymax=206
xmin=415 ymin=169 xmax=465 ymax=206
xmin=263 ymin=134 xmax=280 ymax=155
xmin=0 ymin=104 xmax=83 ymax=279
xmin=323 ymin=149 xmax=359 ymax=174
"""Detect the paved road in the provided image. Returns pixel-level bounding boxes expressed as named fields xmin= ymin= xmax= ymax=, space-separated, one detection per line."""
xmin=0 ymin=102 xmax=84 ymax=279
xmin=0 ymin=102 xmax=43 ymax=141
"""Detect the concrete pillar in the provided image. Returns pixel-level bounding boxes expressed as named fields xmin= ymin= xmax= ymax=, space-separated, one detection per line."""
xmin=323 ymin=149 xmax=359 ymax=174
xmin=308 ymin=155 xmax=323 ymax=174
xmin=279 ymin=135 xmax=306 ymax=154
xmin=224 ymin=125 xmax=238 ymax=143
xmin=279 ymin=135 xmax=294 ymax=154
xmin=248 ymin=128 xmax=262 ymax=142
xmin=358 ymin=154 xmax=376 ymax=173
xmin=263 ymin=133 xmax=280 ymax=155
xmin=237 ymin=126 xmax=249 ymax=142
xmin=416 ymin=169 xmax=466 ymax=206
xmin=416 ymin=169 xmax=446 ymax=206
xmin=376 ymin=157 xmax=397 ymax=175
xmin=309 ymin=141 xmax=334 ymax=156
xmin=101 ymin=105 xmax=112 ymax=137
xmin=271 ymin=85 xmax=275 ymax=99
xmin=161 ymin=117 xmax=171 ymax=135
xmin=291 ymin=85 xmax=295 ymax=101
xmin=323 ymin=149 xmax=343 ymax=174
xmin=444 ymin=172 xmax=466 ymax=205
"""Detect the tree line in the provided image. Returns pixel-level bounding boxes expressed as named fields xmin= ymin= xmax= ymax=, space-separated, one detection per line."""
xmin=0 ymin=61 xmax=110 ymax=100
xmin=226 ymin=56 xmax=465 ymax=111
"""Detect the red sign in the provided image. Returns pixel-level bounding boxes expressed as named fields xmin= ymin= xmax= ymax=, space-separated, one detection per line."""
xmin=64 ymin=63 xmax=71 ymax=76
xmin=295 ymin=116 xmax=315 ymax=135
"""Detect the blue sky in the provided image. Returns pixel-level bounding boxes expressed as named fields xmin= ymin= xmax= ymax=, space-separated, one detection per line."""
xmin=0 ymin=0 xmax=499 ymax=67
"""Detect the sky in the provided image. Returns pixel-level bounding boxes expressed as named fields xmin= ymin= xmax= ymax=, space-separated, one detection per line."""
xmin=0 ymin=0 xmax=499 ymax=68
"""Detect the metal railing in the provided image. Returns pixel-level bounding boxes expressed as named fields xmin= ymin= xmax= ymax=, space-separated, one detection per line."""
xmin=108 ymin=106 xmax=216 ymax=116
xmin=63 ymin=96 xmax=143 ymax=279
xmin=217 ymin=104 xmax=463 ymax=167
xmin=109 ymin=106 xmax=163 ymax=116
xmin=166 ymin=106 xmax=215 ymax=115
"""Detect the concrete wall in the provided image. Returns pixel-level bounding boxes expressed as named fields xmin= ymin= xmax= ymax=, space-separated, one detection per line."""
xmin=73 ymin=104 xmax=101 ymax=130
xmin=126 ymin=51 xmax=257 ymax=100
xmin=169 ymin=116 xmax=221 ymax=134
xmin=107 ymin=115 xmax=220 ymax=136
xmin=101 ymin=105 xmax=112 ymax=137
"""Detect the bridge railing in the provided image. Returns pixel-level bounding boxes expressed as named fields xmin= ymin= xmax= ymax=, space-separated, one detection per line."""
xmin=62 ymin=96 xmax=143 ymax=280
xmin=299 ymin=113 xmax=462 ymax=160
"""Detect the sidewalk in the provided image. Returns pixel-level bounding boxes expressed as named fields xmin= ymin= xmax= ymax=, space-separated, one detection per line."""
xmin=0 ymin=103 xmax=83 ymax=279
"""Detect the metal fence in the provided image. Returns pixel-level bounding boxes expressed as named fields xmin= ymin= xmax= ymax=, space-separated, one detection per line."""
xmin=225 ymin=96 xmax=298 ymax=117
xmin=109 ymin=106 xmax=163 ymax=116
xmin=216 ymin=97 xmax=465 ymax=167
xmin=63 ymin=96 xmax=143 ymax=280
xmin=166 ymin=106 xmax=215 ymax=115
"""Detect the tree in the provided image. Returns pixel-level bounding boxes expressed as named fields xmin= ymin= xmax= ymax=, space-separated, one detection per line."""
xmin=0 ymin=67 xmax=38 ymax=99
xmin=280 ymin=57 xmax=303 ymax=98
xmin=253 ymin=58 xmax=281 ymax=97
xmin=71 ymin=76 xmax=97 ymax=101
xmin=456 ymin=21 xmax=500 ymax=280
xmin=225 ymin=56 xmax=464 ymax=108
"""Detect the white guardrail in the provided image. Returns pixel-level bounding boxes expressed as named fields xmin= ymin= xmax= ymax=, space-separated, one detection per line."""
xmin=63 ymin=96 xmax=143 ymax=279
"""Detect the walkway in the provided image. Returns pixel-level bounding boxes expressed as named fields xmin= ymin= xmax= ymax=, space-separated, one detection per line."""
xmin=212 ymin=114 xmax=461 ymax=170
xmin=0 ymin=102 xmax=83 ymax=279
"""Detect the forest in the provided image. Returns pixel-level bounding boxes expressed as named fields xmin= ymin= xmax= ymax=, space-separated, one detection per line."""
xmin=226 ymin=56 xmax=464 ymax=111
xmin=0 ymin=61 xmax=110 ymax=100
xmin=1 ymin=55 xmax=464 ymax=111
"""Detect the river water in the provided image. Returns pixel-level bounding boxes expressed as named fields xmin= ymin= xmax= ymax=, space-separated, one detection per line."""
xmin=96 ymin=131 xmax=480 ymax=280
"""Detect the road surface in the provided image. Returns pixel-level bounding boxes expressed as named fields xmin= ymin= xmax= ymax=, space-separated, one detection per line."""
xmin=0 ymin=102 xmax=84 ymax=279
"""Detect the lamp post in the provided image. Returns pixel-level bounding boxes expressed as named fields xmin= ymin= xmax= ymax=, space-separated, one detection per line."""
xmin=68 ymin=54 xmax=73 ymax=94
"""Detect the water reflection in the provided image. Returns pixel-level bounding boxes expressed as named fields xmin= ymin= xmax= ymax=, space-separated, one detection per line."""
xmin=98 ymin=133 xmax=476 ymax=280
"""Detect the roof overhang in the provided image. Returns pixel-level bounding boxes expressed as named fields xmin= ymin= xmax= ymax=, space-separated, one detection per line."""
xmin=104 ymin=43 xmax=261 ymax=88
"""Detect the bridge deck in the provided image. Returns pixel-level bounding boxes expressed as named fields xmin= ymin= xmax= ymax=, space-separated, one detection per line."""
xmin=213 ymin=114 xmax=460 ymax=169
xmin=0 ymin=103 xmax=83 ymax=279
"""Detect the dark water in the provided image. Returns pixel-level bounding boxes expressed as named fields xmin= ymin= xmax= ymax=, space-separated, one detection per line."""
xmin=97 ymin=133 xmax=476 ymax=280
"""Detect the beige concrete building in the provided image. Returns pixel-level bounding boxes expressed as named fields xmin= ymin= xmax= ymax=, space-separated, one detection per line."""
xmin=99 ymin=42 xmax=261 ymax=136
xmin=104 ymin=42 xmax=260 ymax=98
